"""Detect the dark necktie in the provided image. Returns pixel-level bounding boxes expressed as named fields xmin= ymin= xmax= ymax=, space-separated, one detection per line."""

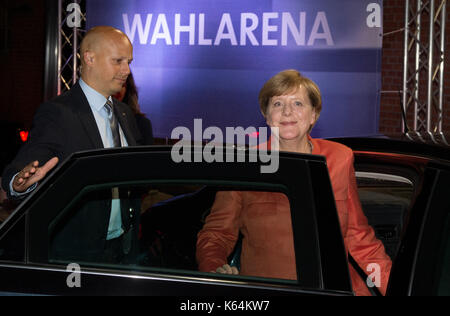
xmin=104 ymin=99 xmax=122 ymax=147
xmin=105 ymin=100 xmax=130 ymax=251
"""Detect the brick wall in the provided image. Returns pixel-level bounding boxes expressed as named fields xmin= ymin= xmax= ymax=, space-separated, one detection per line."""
xmin=381 ymin=0 xmax=450 ymax=137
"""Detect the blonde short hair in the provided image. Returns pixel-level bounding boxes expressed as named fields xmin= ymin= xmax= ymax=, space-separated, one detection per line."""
xmin=258 ymin=69 xmax=322 ymax=119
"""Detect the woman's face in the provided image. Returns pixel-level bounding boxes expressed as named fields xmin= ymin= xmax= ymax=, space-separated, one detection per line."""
xmin=265 ymin=85 xmax=317 ymax=142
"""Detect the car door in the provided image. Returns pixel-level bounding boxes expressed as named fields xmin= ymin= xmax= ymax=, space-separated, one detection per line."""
xmin=0 ymin=146 xmax=353 ymax=296
xmin=387 ymin=161 xmax=450 ymax=296
xmin=332 ymin=137 xmax=450 ymax=296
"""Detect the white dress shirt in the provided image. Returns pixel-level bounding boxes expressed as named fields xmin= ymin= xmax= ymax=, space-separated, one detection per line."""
xmin=79 ymin=78 xmax=128 ymax=240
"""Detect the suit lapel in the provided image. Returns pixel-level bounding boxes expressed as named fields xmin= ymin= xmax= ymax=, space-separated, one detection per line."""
xmin=71 ymin=83 xmax=104 ymax=148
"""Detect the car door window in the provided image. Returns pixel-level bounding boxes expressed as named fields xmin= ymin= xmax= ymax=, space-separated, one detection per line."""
xmin=47 ymin=182 xmax=300 ymax=285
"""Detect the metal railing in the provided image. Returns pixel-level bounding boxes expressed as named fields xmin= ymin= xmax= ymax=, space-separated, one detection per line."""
xmin=402 ymin=0 xmax=447 ymax=144
xmin=57 ymin=0 xmax=86 ymax=95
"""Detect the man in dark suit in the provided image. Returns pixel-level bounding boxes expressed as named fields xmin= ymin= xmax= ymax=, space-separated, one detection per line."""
xmin=1 ymin=26 xmax=142 ymax=263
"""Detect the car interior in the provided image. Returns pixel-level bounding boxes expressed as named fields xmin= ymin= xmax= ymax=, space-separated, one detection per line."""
xmin=356 ymin=171 xmax=414 ymax=260
xmin=45 ymin=171 xmax=415 ymax=279
xmin=47 ymin=183 xmax=297 ymax=279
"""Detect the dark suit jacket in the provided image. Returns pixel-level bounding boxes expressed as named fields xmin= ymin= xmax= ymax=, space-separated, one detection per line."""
xmin=1 ymin=82 xmax=143 ymax=262
xmin=2 ymin=82 xmax=142 ymax=191
xmin=135 ymin=114 xmax=154 ymax=145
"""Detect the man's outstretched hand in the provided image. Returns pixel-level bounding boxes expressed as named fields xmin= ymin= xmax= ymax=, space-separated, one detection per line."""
xmin=12 ymin=157 xmax=59 ymax=193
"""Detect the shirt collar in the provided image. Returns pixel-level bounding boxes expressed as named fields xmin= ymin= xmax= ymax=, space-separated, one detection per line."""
xmin=79 ymin=78 xmax=112 ymax=112
xmin=308 ymin=134 xmax=319 ymax=155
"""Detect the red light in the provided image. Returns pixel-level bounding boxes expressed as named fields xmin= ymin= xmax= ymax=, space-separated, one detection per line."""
xmin=19 ymin=130 xmax=29 ymax=142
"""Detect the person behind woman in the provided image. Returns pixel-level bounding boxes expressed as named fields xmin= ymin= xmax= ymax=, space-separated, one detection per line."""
xmin=196 ymin=69 xmax=392 ymax=296
xmin=114 ymin=72 xmax=154 ymax=145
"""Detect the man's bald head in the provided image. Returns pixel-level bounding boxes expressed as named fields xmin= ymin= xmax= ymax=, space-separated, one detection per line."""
xmin=80 ymin=26 xmax=133 ymax=98
xmin=80 ymin=26 xmax=131 ymax=67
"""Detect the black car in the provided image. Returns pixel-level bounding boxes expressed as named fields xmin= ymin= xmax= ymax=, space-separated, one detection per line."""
xmin=0 ymin=138 xmax=448 ymax=297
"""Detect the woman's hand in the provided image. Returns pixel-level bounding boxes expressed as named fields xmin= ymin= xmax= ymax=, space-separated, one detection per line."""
xmin=212 ymin=264 xmax=239 ymax=275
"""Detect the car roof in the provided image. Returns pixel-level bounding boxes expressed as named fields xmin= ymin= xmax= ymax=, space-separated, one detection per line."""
xmin=330 ymin=136 xmax=450 ymax=164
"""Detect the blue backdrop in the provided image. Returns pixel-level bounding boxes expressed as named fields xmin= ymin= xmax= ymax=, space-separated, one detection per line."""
xmin=86 ymin=0 xmax=383 ymax=140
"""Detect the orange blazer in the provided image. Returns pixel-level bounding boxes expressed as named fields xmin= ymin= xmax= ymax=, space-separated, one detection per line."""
xmin=196 ymin=138 xmax=392 ymax=296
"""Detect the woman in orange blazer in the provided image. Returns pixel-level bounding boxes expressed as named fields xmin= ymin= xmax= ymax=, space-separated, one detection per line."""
xmin=196 ymin=70 xmax=392 ymax=296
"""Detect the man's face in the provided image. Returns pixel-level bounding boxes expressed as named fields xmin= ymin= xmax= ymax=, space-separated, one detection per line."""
xmin=88 ymin=34 xmax=133 ymax=98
